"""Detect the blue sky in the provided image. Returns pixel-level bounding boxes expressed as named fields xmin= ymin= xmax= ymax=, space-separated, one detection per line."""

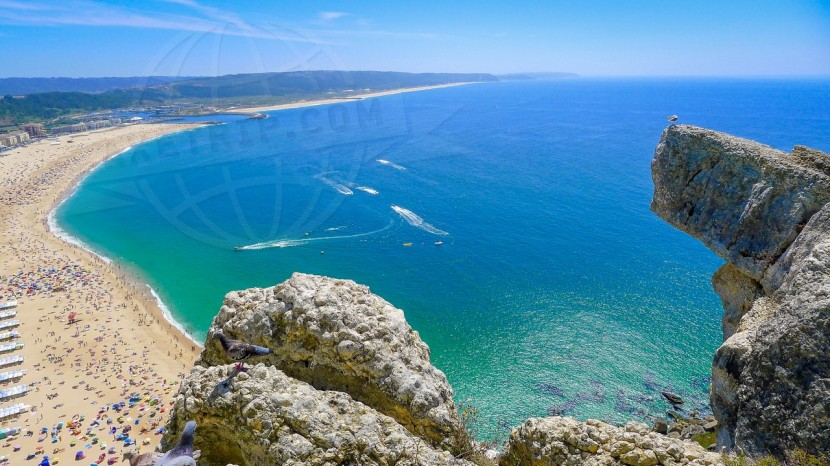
xmin=0 ymin=0 xmax=828 ymax=77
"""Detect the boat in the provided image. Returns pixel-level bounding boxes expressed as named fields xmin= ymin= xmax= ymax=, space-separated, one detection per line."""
xmin=233 ymin=246 xmax=243 ymax=251
xmin=434 ymin=241 xmax=444 ymax=246
xmin=403 ymin=243 xmax=413 ymax=247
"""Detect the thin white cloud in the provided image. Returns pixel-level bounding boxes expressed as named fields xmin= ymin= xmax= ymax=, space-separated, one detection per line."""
xmin=0 ymin=0 xmax=332 ymax=45
xmin=0 ymin=0 xmax=51 ymax=11
xmin=317 ymin=28 xmax=451 ymax=41
xmin=317 ymin=11 xmax=349 ymax=22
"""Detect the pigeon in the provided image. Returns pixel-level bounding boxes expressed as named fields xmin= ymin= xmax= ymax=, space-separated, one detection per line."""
xmin=214 ymin=332 xmax=272 ymax=371
xmin=123 ymin=451 xmax=162 ymax=466
xmin=154 ymin=421 xmax=197 ymax=466
xmin=667 ymin=114 xmax=679 ymax=122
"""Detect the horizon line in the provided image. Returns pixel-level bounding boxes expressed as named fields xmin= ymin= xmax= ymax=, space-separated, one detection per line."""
xmin=1 ymin=71 xmax=830 ymax=80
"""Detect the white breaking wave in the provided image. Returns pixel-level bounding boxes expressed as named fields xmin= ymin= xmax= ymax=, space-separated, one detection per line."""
xmin=47 ymin=209 xmax=111 ymax=264
xmin=237 ymin=222 xmax=392 ymax=250
xmin=391 ymin=205 xmax=448 ymax=236
xmin=148 ymin=286 xmax=203 ymax=348
xmin=377 ymin=159 xmax=406 ymax=170
xmin=47 ymin=139 xmax=204 ymax=349
xmin=355 ymin=186 xmax=379 ymax=195
xmin=314 ymin=174 xmax=353 ymax=195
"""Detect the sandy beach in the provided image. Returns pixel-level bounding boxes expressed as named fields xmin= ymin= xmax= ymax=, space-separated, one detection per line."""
xmin=0 ymin=81 xmax=477 ymax=465
xmin=228 ymin=82 xmax=476 ymax=114
xmin=0 ymin=123 xmax=203 ymax=465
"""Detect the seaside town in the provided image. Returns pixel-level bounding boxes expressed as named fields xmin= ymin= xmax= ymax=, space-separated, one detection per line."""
xmin=0 ymin=118 xmax=131 ymax=152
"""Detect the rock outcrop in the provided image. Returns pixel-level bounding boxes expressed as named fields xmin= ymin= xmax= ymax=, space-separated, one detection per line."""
xmin=198 ymin=273 xmax=461 ymax=448
xmin=651 ymin=125 xmax=830 ymax=456
xmin=165 ymin=364 xmax=471 ymax=466
xmin=499 ymin=417 xmax=721 ymax=466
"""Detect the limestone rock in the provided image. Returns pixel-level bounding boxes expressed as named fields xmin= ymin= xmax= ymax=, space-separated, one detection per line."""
xmin=711 ymin=264 xmax=763 ymax=339
xmin=651 ymin=125 xmax=830 ymax=456
xmin=198 ymin=273 xmax=461 ymax=447
xmin=651 ymin=125 xmax=830 ymax=282
xmin=498 ymin=417 xmax=722 ymax=466
xmin=163 ymin=364 xmax=471 ymax=466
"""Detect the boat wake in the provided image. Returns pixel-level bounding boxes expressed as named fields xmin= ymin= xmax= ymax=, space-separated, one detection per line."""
xmin=377 ymin=159 xmax=406 ymax=170
xmin=391 ymin=205 xmax=448 ymax=236
xmin=355 ymin=186 xmax=380 ymax=195
xmin=236 ymin=222 xmax=392 ymax=250
xmin=324 ymin=226 xmax=347 ymax=231
xmin=314 ymin=174 xmax=353 ymax=195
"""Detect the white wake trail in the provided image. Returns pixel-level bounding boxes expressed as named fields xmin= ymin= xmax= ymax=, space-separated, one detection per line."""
xmin=377 ymin=159 xmax=406 ymax=170
xmin=314 ymin=174 xmax=353 ymax=195
xmin=356 ymin=186 xmax=380 ymax=195
xmin=391 ymin=205 xmax=448 ymax=236
xmin=236 ymin=222 xmax=392 ymax=250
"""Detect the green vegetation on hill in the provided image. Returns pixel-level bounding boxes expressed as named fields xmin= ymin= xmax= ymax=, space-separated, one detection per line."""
xmin=0 ymin=89 xmax=166 ymax=124
xmin=164 ymin=71 xmax=497 ymax=99
xmin=0 ymin=76 xmax=189 ymax=96
xmin=0 ymin=71 xmax=498 ymax=125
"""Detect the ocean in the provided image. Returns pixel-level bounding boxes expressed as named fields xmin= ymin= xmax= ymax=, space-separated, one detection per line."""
xmin=56 ymin=78 xmax=830 ymax=437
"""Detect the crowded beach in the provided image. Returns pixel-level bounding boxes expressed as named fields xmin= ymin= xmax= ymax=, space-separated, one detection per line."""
xmin=0 ymin=124 xmax=202 ymax=465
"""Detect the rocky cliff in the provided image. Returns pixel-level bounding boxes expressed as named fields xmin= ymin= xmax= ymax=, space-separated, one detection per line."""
xmin=165 ymin=273 xmax=469 ymax=466
xmin=166 ymin=364 xmax=468 ymax=466
xmin=651 ymin=125 xmax=830 ymax=456
xmin=197 ymin=273 xmax=461 ymax=448
xmin=165 ymin=272 xmax=721 ymax=466
xmin=500 ymin=417 xmax=720 ymax=466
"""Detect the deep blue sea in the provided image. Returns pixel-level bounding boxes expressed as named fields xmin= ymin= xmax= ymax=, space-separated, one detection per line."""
xmin=57 ymin=78 xmax=830 ymax=437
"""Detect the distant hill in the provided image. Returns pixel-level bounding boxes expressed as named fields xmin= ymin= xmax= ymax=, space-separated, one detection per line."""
xmin=0 ymin=71 xmax=498 ymax=125
xmin=0 ymin=76 xmax=190 ymax=96
xmin=497 ymin=72 xmax=578 ymax=80
xmin=160 ymin=70 xmax=498 ymax=99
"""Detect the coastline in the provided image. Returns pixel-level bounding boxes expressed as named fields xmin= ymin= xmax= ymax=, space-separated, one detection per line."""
xmin=0 ymin=82 xmax=480 ymax=463
xmin=44 ymin=128 xmax=207 ymax=347
xmin=227 ymin=81 xmax=479 ymax=114
xmin=0 ymin=123 xmax=205 ymax=465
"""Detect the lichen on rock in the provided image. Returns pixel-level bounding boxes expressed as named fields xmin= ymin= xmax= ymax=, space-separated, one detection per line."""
xmin=164 ymin=364 xmax=471 ymax=466
xmin=198 ymin=272 xmax=462 ymax=448
xmin=498 ymin=416 xmax=722 ymax=466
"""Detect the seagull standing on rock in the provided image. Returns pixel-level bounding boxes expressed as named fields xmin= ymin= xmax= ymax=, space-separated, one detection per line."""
xmin=213 ymin=331 xmax=272 ymax=371
xmin=154 ymin=421 xmax=198 ymax=466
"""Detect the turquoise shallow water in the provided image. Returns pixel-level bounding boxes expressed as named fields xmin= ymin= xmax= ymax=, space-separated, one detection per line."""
xmin=57 ymin=78 xmax=830 ymax=437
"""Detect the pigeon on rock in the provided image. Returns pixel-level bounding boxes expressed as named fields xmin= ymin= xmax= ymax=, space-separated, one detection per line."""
xmin=154 ymin=421 xmax=198 ymax=466
xmin=213 ymin=331 xmax=272 ymax=371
